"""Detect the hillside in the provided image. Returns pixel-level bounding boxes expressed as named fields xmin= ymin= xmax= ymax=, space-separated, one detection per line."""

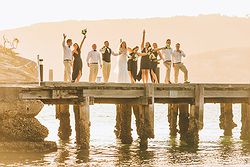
xmin=0 ymin=46 xmax=37 ymax=82
xmin=0 ymin=15 xmax=249 ymax=83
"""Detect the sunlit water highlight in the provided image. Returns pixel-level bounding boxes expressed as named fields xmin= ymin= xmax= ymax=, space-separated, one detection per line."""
xmin=1 ymin=104 xmax=250 ymax=166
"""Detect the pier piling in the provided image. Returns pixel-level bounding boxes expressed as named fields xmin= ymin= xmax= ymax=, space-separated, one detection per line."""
xmin=168 ymin=104 xmax=179 ymax=136
xmin=73 ymin=97 xmax=90 ymax=149
xmin=241 ymin=103 xmax=250 ymax=140
xmin=56 ymin=104 xmax=72 ymax=140
xmin=219 ymin=103 xmax=237 ymax=136
xmin=179 ymin=104 xmax=189 ymax=141
xmin=137 ymin=104 xmax=154 ymax=149
xmin=118 ymin=104 xmax=133 ymax=144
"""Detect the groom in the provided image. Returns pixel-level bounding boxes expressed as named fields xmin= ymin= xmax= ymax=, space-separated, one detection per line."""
xmin=100 ymin=41 xmax=118 ymax=82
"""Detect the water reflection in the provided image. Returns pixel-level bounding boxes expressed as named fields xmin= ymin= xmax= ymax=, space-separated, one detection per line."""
xmin=75 ymin=147 xmax=90 ymax=164
xmin=2 ymin=104 xmax=250 ymax=166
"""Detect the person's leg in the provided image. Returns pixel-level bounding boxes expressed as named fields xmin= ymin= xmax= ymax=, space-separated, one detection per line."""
xmin=142 ymin=70 xmax=145 ymax=83
xmin=64 ymin=61 xmax=71 ymax=82
xmin=89 ymin=64 xmax=92 ymax=82
xmin=93 ymin=64 xmax=99 ymax=82
xmin=150 ymin=69 xmax=158 ymax=83
xmin=102 ymin=62 xmax=108 ymax=82
xmin=145 ymin=69 xmax=149 ymax=83
xmin=164 ymin=62 xmax=171 ymax=83
xmin=174 ymin=64 xmax=180 ymax=84
xmin=179 ymin=63 xmax=188 ymax=82
xmin=128 ymin=71 xmax=135 ymax=83
xmin=106 ymin=63 xmax=111 ymax=82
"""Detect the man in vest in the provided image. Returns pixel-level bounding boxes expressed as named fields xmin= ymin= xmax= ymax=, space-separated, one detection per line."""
xmin=100 ymin=41 xmax=119 ymax=82
xmin=172 ymin=43 xmax=190 ymax=84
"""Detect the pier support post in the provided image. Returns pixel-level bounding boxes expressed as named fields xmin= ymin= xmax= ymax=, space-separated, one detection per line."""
xmin=132 ymin=105 xmax=140 ymax=136
xmin=56 ymin=104 xmax=72 ymax=140
xmin=186 ymin=85 xmax=204 ymax=145
xmin=73 ymin=97 xmax=90 ymax=149
xmin=187 ymin=104 xmax=199 ymax=145
xmin=137 ymin=104 xmax=154 ymax=149
xmin=241 ymin=103 xmax=250 ymax=140
xmin=117 ymin=104 xmax=133 ymax=144
xmin=114 ymin=105 xmax=122 ymax=139
xmin=178 ymin=104 xmax=189 ymax=141
xmin=219 ymin=103 xmax=237 ymax=136
xmin=168 ymin=104 xmax=179 ymax=136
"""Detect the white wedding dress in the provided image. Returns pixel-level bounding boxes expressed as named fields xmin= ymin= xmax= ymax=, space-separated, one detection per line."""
xmin=117 ymin=49 xmax=130 ymax=83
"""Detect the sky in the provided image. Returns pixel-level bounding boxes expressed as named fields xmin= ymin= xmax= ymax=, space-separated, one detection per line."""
xmin=0 ymin=0 xmax=250 ymax=30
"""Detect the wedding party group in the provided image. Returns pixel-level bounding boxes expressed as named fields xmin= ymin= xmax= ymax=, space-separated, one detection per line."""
xmin=62 ymin=30 xmax=190 ymax=84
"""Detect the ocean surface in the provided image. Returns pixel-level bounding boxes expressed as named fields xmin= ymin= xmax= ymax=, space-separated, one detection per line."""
xmin=1 ymin=104 xmax=250 ymax=167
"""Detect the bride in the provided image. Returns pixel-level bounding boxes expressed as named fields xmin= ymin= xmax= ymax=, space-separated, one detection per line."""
xmin=117 ymin=40 xmax=130 ymax=83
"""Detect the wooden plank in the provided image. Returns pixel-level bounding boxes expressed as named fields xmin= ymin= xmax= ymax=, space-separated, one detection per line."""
xmin=82 ymin=89 xmax=144 ymax=98
xmin=205 ymin=90 xmax=249 ymax=98
xmin=154 ymin=90 xmax=194 ymax=98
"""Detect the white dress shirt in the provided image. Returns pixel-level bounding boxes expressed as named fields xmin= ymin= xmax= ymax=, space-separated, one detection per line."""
xmin=172 ymin=50 xmax=186 ymax=63
xmin=62 ymin=39 xmax=72 ymax=61
xmin=86 ymin=50 xmax=102 ymax=64
xmin=161 ymin=48 xmax=173 ymax=61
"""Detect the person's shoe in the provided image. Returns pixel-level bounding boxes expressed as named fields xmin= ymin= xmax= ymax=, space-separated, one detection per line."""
xmin=168 ymin=81 xmax=172 ymax=84
xmin=184 ymin=81 xmax=190 ymax=84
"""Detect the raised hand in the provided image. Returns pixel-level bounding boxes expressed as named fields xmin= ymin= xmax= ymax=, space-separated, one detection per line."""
xmin=63 ymin=33 xmax=67 ymax=39
xmin=143 ymin=29 xmax=146 ymax=34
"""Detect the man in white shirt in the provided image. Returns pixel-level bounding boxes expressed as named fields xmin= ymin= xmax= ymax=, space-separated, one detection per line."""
xmin=62 ymin=34 xmax=72 ymax=82
xmin=161 ymin=39 xmax=173 ymax=84
xmin=172 ymin=43 xmax=189 ymax=84
xmin=87 ymin=44 xmax=102 ymax=82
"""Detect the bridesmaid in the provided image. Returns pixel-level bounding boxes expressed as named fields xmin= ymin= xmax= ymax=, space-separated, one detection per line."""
xmin=150 ymin=42 xmax=163 ymax=83
xmin=127 ymin=46 xmax=147 ymax=83
xmin=72 ymin=35 xmax=86 ymax=82
xmin=140 ymin=30 xmax=152 ymax=83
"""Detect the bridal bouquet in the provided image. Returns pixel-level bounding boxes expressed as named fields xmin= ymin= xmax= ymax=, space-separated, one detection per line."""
xmin=128 ymin=53 xmax=138 ymax=61
xmin=148 ymin=47 xmax=156 ymax=60
xmin=82 ymin=29 xmax=87 ymax=36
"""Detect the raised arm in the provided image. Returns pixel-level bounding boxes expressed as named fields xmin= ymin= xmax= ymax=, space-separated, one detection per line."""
xmin=138 ymin=52 xmax=148 ymax=57
xmin=62 ymin=33 xmax=67 ymax=47
xmin=181 ymin=51 xmax=186 ymax=57
xmin=79 ymin=35 xmax=87 ymax=50
xmin=158 ymin=51 xmax=164 ymax=60
xmin=141 ymin=30 xmax=145 ymax=50
xmin=127 ymin=47 xmax=133 ymax=54
xmin=111 ymin=50 xmax=119 ymax=56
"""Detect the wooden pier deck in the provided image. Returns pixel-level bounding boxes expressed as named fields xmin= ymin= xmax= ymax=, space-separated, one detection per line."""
xmin=4 ymin=82 xmax=249 ymax=104
xmin=1 ymin=82 xmax=250 ymax=149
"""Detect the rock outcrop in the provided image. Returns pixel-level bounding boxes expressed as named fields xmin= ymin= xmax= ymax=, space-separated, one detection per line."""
xmin=0 ymin=45 xmax=37 ymax=82
xmin=0 ymin=46 xmax=56 ymax=152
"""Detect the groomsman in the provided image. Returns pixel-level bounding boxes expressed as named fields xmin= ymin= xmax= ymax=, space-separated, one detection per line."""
xmin=100 ymin=41 xmax=119 ymax=82
xmin=62 ymin=34 xmax=72 ymax=82
xmin=172 ymin=43 xmax=190 ymax=84
xmin=86 ymin=44 xmax=102 ymax=82
xmin=161 ymin=39 xmax=173 ymax=84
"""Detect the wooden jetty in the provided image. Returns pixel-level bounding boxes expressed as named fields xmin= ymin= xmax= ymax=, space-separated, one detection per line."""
xmin=0 ymin=82 xmax=250 ymax=149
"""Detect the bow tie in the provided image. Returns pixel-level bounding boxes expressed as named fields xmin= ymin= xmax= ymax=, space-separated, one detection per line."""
xmin=94 ymin=50 xmax=97 ymax=51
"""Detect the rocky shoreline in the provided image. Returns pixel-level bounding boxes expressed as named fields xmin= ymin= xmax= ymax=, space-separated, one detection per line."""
xmin=0 ymin=100 xmax=57 ymax=153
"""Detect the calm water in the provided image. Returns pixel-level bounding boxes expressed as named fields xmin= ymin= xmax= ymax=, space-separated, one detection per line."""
xmin=1 ymin=104 xmax=250 ymax=167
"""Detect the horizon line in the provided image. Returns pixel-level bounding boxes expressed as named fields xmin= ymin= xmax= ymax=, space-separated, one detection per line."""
xmin=1 ymin=13 xmax=250 ymax=31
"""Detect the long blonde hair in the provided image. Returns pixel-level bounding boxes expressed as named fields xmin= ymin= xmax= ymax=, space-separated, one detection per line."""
xmin=120 ymin=41 xmax=127 ymax=49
